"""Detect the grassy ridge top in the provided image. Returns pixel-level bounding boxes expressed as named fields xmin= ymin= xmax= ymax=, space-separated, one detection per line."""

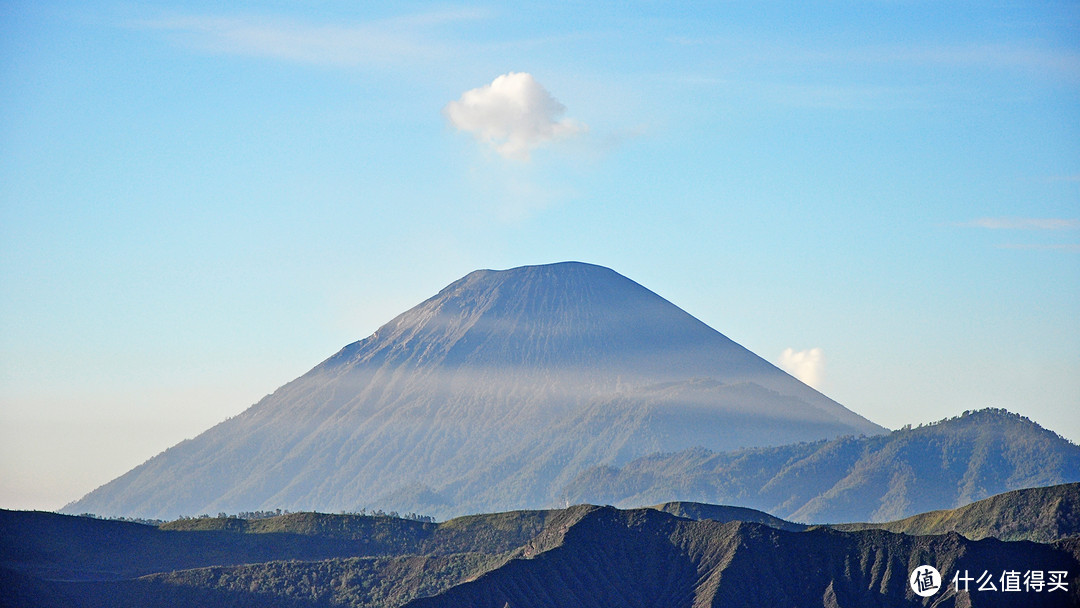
xmin=831 ymin=481 xmax=1080 ymax=542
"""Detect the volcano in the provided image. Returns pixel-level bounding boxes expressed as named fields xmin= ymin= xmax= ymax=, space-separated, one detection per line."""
xmin=64 ymin=262 xmax=885 ymax=520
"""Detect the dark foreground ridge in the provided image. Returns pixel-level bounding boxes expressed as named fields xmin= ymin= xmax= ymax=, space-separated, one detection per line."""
xmin=4 ymin=485 xmax=1080 ymax=607
xmin=63 ymin=262 xmax=884 ymax=521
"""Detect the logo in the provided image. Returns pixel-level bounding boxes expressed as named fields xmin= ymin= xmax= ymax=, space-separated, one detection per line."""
xmin=910 ymin=565 xmax=942 ymax=597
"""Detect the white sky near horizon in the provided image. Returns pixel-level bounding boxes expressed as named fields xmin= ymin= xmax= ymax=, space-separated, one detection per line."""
xmin=1 ymin=1 xmax=1078 ymax=511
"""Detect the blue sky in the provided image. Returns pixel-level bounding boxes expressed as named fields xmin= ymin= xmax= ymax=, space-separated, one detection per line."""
xmin=2 ymin=1 xmax=1078 ymax=511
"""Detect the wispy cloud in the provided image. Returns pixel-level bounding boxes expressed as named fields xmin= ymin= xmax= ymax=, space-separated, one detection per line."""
xmin=131 ymin=9 xmax=488 ymax=66
xmin=758 ymin=81 xmax=923 ymax=111
xmin=961 ymin=218 xmax=1080 ymax=230
xmin=666 ymin=34 xmax=1080 ymax=112
xmin=722 ymin=37 xmax=1080 ymax=79
xmin=444 ymin=72 xmax=587 ymax=160
xmin=886 ymin=43 xmax=1080 ymax=79
xmin=778 ymin=348 xmax=825 ymax=389
xmin=997 ymin=243 xmax=1080 ymax=252
xmin=664 ymin=71 xmax=930 ymax=111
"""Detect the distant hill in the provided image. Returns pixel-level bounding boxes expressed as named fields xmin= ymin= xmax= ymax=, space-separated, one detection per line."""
xmin=832 ymin=482 xmax=1080 ymax=542
xmin=4 ymin=502 xmax=1079 ymax=607
xmin=63 ymin=262 xmax=883 ymax=521
xmin=563 ymin=408 xmax=1080 ymax=523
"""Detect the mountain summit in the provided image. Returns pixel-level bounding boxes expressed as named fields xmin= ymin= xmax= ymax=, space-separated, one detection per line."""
xmin=65 ymin=262 xmax=885 ymax=519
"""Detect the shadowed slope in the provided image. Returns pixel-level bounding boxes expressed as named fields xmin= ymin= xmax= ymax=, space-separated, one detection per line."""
xmin=403 ymin=507 xmax=1080 ymax=608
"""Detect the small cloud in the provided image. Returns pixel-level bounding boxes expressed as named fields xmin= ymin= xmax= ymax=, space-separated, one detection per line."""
xmin=779 ymin=348 xmax=825 ymax=389
xmin=444 ymin=72 xmax=587 ymax=160
xmin=961 ymin=218 xmax=1080 ymax=230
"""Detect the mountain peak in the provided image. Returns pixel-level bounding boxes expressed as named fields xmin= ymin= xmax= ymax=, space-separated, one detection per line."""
xmin=65 ymin=262 xmax=885 ymax=520
xmin=331 ymin=261 xmax=780 ymax=382
xmin=463 ymin=260 xmax=616 ymax=278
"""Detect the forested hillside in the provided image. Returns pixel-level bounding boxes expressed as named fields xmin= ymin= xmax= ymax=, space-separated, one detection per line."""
xmin=561 ymin=408 xmax=1080 ymax=522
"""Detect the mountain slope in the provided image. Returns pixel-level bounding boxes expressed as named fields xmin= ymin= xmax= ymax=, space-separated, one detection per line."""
xmin=832 ymin=482 xmax=1080 ymax=542
xmin=563 ymin=408 xmax=1080 ymax=523
xmin=63 ymin=262 xmax=884 ymax=520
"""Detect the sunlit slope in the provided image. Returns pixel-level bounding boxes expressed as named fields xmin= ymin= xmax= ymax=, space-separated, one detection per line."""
xmin=64 ymin=262 xmax=884 ymax=520
xmin=832 ymin=481 xmax=1080 ymax=542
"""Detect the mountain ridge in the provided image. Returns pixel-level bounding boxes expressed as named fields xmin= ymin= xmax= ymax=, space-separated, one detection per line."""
xmin=562 ymin=408 xmax=1080 ymax=523
xmin=9 ymin=484 xmax=1080 ymax=607
xmin=403 ymin=509 xmax=1080 ymax=608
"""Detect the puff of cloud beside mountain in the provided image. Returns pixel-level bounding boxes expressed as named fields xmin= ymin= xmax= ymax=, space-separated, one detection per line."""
xmin=444 ymin=72 xmax=587 ymax=160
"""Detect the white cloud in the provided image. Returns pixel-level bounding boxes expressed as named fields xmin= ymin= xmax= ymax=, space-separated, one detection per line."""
xmin=779 ymin=348 xmax=825 ymax=389
xmin=962 ymin=218 xmax=1080 ymax=230
xmin=443 ymin=72 xmax=587 ymax=160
